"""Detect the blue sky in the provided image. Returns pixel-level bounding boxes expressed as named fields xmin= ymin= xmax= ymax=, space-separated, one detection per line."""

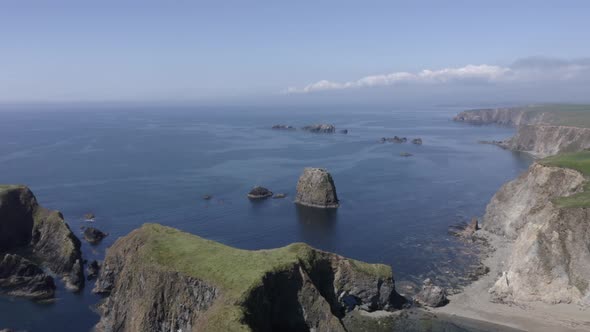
xmin=1 ymin=0 xmax=590 ymax=103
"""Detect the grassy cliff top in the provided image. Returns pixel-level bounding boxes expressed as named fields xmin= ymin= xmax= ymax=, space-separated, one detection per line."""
xmin=141 ymin=223 xmax=391 ymax=297
xmin=540 ymin=151 xmax=590 ymax=208
xmin=132 ymin=223 xmax=392 ymax=330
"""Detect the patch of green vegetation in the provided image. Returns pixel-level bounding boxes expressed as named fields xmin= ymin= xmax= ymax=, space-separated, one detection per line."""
xmin=138 ymin=223 xmax=392 ymax=331
xmin=515 ymin=104 xmax=590 ymax=127
xmin=540 ymin=152 xmax=590 ymax=208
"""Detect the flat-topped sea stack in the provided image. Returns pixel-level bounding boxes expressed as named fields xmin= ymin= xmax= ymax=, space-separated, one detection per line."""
xmin=94 ymin=223 xmax=403 ymax=331
xmin=0 ymin=185 xmax=84 ymax=292
xmin=301 ymin=124 xmax=336 ymax=133
xmin=295 ymin=168 xmax=339 ymax=208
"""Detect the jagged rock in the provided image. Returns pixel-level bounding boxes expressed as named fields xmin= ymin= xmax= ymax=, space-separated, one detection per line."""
xmin=380 ymin=136 xmax=407 ymax=144
xmin=411 ymin=138 xmax=422 ymax=145
xmin=414 ymin=279 xmax=448 ymax=307
xmin=86 ymin=260 xmax=100 ymax=281
xmin=83 ymin=213 xmax=95 ymax=221
xmin=295 ymin=168 xmax=339 ymax=208
xmin=459 ymin=217 xmax=479 ymax=238
xmin=272 ymin=124 xmax=296 ymax=130
xmin=399 ymin=152 xmax=413 ymax=157
xmin=0 ymin=253 xmax=55 ymax=300
xmin=247 ymin=186 xmax=273 ymax=199
xmin=301 ymin=124 xmax=336 ymax=133
xmin=93 ymin=224 xmax=404 ymax=331
xmin=83 ymin=227 xmax=108 ymax=245
xmin=272 ymin=193 xmax=287 ymax=199
xmin=0 ymin=185 xmax=84 ymax=292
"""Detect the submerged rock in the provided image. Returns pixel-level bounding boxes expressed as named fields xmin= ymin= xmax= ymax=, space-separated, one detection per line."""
xmin=0 ymin=185 xmax=84 ymax=292
xmin=339 ymin=129 xmax=349 ymax=134
xmin=94 ymin=224 xmax=404 ymax=331
xmin=295 ymin=168 xmax=339 ymax=208
xmin=411 ymin=138 xmax=423 ymax=145
xmin=399 ymin=152 xmax=413 ymax=157
xmin=202 ymin=195 xmax=212 ymax=200
xmin=83 ymin=213 xmax=95 ymax=221
xmin=86 ymin=260 xmax=101 ymax=281
xmin=301 ymin=124 xmax=336 ymax=133
xmin=272 ymin=193 xmax=287 ymax=199
xmin=414 ymin=279 xmax=448 ymax=307
xmin=247 ymin=186 xmax=273 ymax=199
xmin=83 ymin=227 xmax=108 ymax=245
xmin=271 ymin=124 xmax=296 ymax=130
xmin=0 ymin=253 xmax=56 ymax=300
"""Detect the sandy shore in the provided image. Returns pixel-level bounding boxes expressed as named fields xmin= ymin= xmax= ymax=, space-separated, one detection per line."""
xmin=434 ymin=231 xmax=590 ymax=332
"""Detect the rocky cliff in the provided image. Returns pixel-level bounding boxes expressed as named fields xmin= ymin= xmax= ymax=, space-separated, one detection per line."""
xmin=482 ymin=164 xmax=590 ymax=305
xmin=455 ymin=108 xmax=590 ymax=157
xmin=0 ymin=185 xmax=84 ymax=292
xmin=499 ymin=125 xmax=590 ymax=158
xmin=94 ymin=224 xmax=403 ymax=332
xmin=453 ymin=108 xmax=551 ymax=126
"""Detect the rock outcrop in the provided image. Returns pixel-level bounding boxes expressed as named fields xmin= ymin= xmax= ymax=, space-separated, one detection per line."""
xmin=414 ymin=279 xmax=448 ymax=307
xmin=247 ymin=186 xmax=273 ymax=199
xmin=483 ymin=163 xmax=590 ymax=305
xmin=83 ymin=227 xmax=108 ymax=244
xmin=272 ymin=124 xmax=296 ymax=130
xmin=0 ymin=185 xmax=84 ymax=291
xmin=0 ymin=253 xmax=56 ymax=300
xmin=295 ymin=168 xmax=339 ymax=208
xmin=301 ymin=124 xmax=336 ymax=133
xmin=380 ymin=136 xmax=407 ymax=143
xmin=453 ymin=107 xmax=551 ymax=126
xmin=498 ymin=125 xmax=590 ymax=158
xmin=94 ymin=224 xmax=403 ymax=331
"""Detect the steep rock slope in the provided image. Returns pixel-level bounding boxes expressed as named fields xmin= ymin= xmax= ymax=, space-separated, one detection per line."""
xmin=0 ymin=185 xmax=84 ymax=291
xmin=94 ymin=224 xmax=403 ymax=332
xmin=499 ymin=125 xmax=590 ymax=158
xmin=453 ymin=107 xmax=551 ymax=126
xmin=482 ymin=164 xmax=590 ymax=305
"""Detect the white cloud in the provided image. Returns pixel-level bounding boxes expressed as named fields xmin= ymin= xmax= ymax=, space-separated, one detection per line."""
xmin=284 ymin=57 xmax=590 ymax=94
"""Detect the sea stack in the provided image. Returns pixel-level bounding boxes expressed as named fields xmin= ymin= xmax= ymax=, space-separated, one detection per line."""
xmin=295 ymin=168 xmax=339 ymax=208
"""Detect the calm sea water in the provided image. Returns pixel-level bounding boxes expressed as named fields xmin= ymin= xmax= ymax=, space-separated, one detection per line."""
xmin=0 ymin=105 xmax=532 ymax=331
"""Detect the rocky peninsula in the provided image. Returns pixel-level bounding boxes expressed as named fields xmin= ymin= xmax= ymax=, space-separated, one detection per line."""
xmin=93 ymin=223 xmax=404 ymax=331
xmin=0 ymin=185 xmax=84 ymax=293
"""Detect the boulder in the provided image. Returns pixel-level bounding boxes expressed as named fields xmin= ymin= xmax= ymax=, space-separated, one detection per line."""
xmin=301 ymin=124 xmax=336 ymax=133
xmin=83 ymin=227 xmax=108 ymax=245
xmin=295 ymin=168 xmax=339 ymax=208
xmin=414 ymin=279 xmax=448 ymax=307
xmin=84 ymin=213 xmax=95 ymax=221
xmin=339 ymin=129 xmax=349 ymax=134
xmin=86 ymin=260 xmax=101 ymax=280
xmin=247 ymin=186 xmax=273 ymax=199
xmin=0 ymin=253 xmax=56 ymax=300
xmin=411 ymin=138 xmax=423 ymax=145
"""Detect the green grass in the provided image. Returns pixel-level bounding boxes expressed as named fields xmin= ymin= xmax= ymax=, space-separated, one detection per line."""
xmin=540 ymin=151 xmax=590 ymax=208
xmin=136 ymin=223 xmax=392 ymax=331
xmin=469 ymin=104 xmax=590 ymax=128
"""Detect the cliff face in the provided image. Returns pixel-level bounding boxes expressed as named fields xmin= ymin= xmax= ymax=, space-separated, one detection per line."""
xmin=0 ymin=185 xmax=84 ymax=291
xmin=453 ymin=108 xmax=550 ymax=126
xmin=455 ymin=108 xmax=590 ymax=157
xmin=483 ymin=164 xmax=590 ymax=305
xmin=500 ymin=125 xmax=590 ymax=158
xmin=94 ymin=224 xmax=403 ymax=332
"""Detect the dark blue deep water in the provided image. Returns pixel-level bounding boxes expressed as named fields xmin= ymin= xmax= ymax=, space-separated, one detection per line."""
xmin=0 ymin=105 xmax=532 ymax=331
